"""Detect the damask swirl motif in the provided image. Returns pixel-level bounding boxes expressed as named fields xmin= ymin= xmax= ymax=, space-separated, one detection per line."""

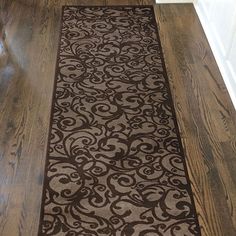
xmin=38 ymin=6 xmax=201 ymax=236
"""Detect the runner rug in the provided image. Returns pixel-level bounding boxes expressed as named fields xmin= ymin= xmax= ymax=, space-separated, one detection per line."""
xmin=38 ymin=6 xmax=201 ymax=236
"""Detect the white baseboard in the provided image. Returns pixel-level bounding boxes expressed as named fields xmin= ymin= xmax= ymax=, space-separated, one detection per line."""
xmin=194 ymin=4 xmax=236 ymax=109
xmin=156 ymin=0 xmax=194 ymax=3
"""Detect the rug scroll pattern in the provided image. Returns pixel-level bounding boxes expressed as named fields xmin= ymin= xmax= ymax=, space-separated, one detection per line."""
xmin=39 ymin=6 xmax=200 ymax=236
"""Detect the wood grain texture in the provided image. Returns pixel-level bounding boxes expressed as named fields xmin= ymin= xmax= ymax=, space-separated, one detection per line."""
xmin=0 ymin=1 xmax=235 ymax=236
xmin=154 ymin=4 xmax=236 ymax=236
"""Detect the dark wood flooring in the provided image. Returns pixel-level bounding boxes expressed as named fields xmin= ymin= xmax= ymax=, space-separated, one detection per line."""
xmin=0 ymin=1 xmax=235 ymax=235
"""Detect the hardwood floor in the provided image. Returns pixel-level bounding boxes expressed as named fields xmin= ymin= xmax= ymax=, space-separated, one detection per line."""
xmin=155 ymin=4 xmax=236 ymax=235
xmin=0 ymin=1 xmax=235 ymax=235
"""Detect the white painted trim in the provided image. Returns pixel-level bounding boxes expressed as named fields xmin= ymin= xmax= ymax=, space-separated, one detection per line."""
xmin=194 ymin=3 xmax=236 ymax=109
xmin=156 ymin=0 xmax=194 ymax=3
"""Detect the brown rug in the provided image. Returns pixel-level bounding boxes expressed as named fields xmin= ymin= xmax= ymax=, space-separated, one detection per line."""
xmin=38 ymin=6 xmax=201 ymax=236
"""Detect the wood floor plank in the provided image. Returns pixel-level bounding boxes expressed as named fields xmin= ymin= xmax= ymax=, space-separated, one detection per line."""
xmin=154 ymin=4 xmax=236 ymax=236
xmin=0 ymin=1 xmax=235 ymax=235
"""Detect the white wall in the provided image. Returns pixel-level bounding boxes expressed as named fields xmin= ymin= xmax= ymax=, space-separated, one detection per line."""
xmin=194 ymin=0 xmax=236 ymax=109
xmin=156 ymin=0 xmax=236 ymax=109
